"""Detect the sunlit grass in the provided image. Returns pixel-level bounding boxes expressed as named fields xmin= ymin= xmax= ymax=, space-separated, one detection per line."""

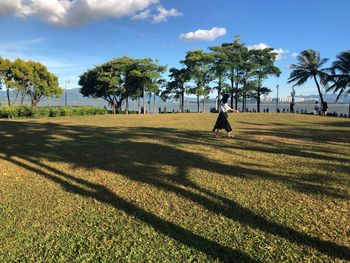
xmin=0 ymin=113 xmax=349 ymax=262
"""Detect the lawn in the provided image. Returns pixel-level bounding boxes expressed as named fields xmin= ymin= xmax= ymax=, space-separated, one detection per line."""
xmin=0 ymin=113 xmax=349 ymax=262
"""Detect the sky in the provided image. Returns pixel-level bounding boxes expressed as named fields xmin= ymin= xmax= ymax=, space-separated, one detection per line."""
xmin=0 ymin=0 xmax=349 ymax=98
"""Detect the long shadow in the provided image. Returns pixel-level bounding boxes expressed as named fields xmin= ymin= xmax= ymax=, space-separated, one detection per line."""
xmin=1 ymin=121 xmax=350 ymax=260
xmin=5 ymin=156 xmax=255 ymax=263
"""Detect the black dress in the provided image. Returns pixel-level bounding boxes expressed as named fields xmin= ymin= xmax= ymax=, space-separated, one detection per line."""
xmin=212 ymin=110 xmax=232 ymax=132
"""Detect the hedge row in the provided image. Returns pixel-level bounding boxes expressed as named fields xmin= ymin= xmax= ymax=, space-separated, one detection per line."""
xmin=0 ymin=106 xmax=107 ymax=119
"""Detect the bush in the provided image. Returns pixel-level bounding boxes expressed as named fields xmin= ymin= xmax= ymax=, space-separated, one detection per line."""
xmin=0 ymin=106 xmax=107 ymax=119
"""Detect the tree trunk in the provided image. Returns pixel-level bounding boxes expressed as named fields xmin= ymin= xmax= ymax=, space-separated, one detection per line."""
xmin=20 ymin=91 xmax=25 ymax=105
xmin=138 ymin=95 xmax=140 ymax=114
xmin=202 ymin=96 xmax=205 ymax=113
xmin=217 ymin=88 xmax=222 ymax=111
xmin=143 ymin=84 xmax=146 ymax=114
xmin=313 ymin=75 xmax=324 ymax=106
xmin=181 ymin=88 xmax=185 ymax=113
xmin=125 ymin=97 xmax=129 ymax=114
xmin=113 ymin=97 xmax=116 ymax=114
xmin=197 ymin=95 xmax=200 ymax=113
xmin=153 ymin=92 xmax=156 ymax=114
xmin=6 ymin=87 xmax=11 ymax=106
xmin=242 ymin=93 xmax=246 ymax=112
xmin=234 ymin=71 xmax=239 ymax=110
xmin=217 ymin=76 xmax=222 ymax=111
xmin=230 ymin=73 xmax=234 ymax=108
xmin=257 ymin=76 xmax=261 ymax=113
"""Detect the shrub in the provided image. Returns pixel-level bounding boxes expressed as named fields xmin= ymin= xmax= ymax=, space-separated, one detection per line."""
xmin=0 ymin=106 xmax=107 ymax=119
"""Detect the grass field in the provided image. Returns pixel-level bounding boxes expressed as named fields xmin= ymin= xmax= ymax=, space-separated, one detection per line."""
xmin=0 ymin=113 xmax=349 ymax=262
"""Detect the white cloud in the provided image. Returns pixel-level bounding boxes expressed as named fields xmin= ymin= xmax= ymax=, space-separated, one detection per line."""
xmin=248 ymin=42 xmax=289 ymax=60
xmin=179 ymin=27 xmax=227 ymax=41
xmin=152 ymin=6 xmax=182 ymax=23
xmin=292 ymin=52 xmax=299 ymax=57
xmin=0 ymin=0 xmax=21 ymax=15
xmin=0 ymin=0 xmax=181 ymax=26
xmin=132 ymin=9 xmax=151 ymax=20
xmin=132 ymin=6 xmax=182 ymax=23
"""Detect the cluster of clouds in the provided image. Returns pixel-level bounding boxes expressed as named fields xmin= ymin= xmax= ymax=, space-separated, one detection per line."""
xmin=0 ymin=0 xmax=181 ymax=26
xmin=132 ymin=6 xmax=182 ymax=23
xmin=179 ymin=27 xmax=227 ymax=41
xmin=248 ymin=43 xmax=289 ymax=60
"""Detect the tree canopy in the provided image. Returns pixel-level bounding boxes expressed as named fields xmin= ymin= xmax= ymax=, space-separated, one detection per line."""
xmin=0 ymin=57 xmax=62 ymax=106
xmin=79 ymin=57 xmax=166 ymax=114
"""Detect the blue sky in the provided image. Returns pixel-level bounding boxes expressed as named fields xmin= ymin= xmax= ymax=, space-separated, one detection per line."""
xmin=0 ymin=0 xmax=349 ymax=97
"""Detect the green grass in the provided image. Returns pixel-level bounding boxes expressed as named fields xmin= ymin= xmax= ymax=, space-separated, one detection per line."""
xmin=0 ymin=113 xmax=349 ymax=262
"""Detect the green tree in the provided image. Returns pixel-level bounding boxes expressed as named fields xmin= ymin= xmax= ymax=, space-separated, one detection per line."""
xmin=0 ymin=57 xmax=13 ymax=106
xmin=80 ymin=57 xmax=138 ymax=114
xmin=128 ymin=59 xmax=166 ymax=114
xmin=221 ymin=36 xmax=246 ymax=109
xmin=1 ymin=58 xmax=61 ymax=106
xmin=26 ymin=61 xmax=62 ymax=106
xmin=250 ymin=48 xmax=280 ymax=112
xmin=326 ymin=50 xmax=350 ymax=101
xmin=182 ymin=50 xmax=214 ymax=112
xmin=9 ymin=59 xmax=32 ymax=105
xmin=165 ymin=68 xmax=190 ymax=112
xmin=288 ymin=49 xmax=328 ymax=106
xmin=208 ymin=45 xmax=228 ymax=110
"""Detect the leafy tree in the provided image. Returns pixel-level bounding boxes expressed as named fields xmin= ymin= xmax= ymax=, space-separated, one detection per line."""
xmin=288 ymin=49 xmax=328 ymax=106
xmin=27 ymin=61 xmax=63 ymax=106
xmin=0 ymin=57 xmax=13 ymax=106
xmin=250 ymin=48 xmax=280 ymax=112
xmin=326 ymin=50 xmax=350 ymax=101
xmin=80 ymin=62 xmax=121 ymax=114
xmin=128 ymin=59 xmax=166 ymax=114
xmin=149 ymin=78 xmax=166 ymax=114
xmin=9 ymin=59 xmax=32 ymax=105
xmin=80 ymin=57 xmax=138 ymax=114
xmin=182 ymin=50 xmax=214 ymax=112
xmin=164 ymin=68 xmax=190 ymax=112
xmin=1 ymin=58 xmax=62 ymax=106
xmin=208 ymin=45 xmax=228 ymax=110
xmin=221 ymin=36 xmax=246 ymax=109
xmin=241 ymin=81 xmax=257 ymax=112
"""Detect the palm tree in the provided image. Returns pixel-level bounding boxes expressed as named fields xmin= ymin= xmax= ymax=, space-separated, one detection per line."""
xmin=288 ymin=49 xmax=328 ymax=106
xmin=326 ymin=50 xmax=350 ymax=101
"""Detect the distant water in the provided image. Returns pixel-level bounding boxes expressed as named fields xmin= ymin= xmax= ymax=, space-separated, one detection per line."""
xmin=1 ymin=98 xmax=349 ymax=115
xmin=124 ymin=101 xmax=349 ymax=115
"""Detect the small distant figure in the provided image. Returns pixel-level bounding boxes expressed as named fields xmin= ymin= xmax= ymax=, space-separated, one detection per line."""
xmin=296 ymin=108 xmax=299 ymax=114
xmin=159 ymin=107 xmax=161 ymax=114
xmin=314 ymin=101 xmax=320 ymax=115
xmin=277 ymin=108 xmax=280 ymax=113
xmin=212 ymin=94 xmax=239 ymax=138
xmin=263 ymin=108 xmax=266 ymax=113
xmin=322 ymin=101 xmax=328 ymax=116
xmin=172 ymin=109 xmax=175 ymax=113
xmin=282 ymin=108 xmax=286 ymax=113
xmin=246 ymin=107 xmax=249 ymax=112
xmin=163 ymin=106 xmax=167 ymax=113
xmin=286 ymin=109 xmax=289 ymax=113
xmin=266 ymin=108 xmax=269 ymax=113
xmin=141 ymin=106 xmax=144 ymax=114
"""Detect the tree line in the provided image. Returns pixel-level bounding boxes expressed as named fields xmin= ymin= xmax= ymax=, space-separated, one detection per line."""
xmin=79 ymin=36 xmax=281 ymax=114
xmin=1 ymin=37 xmax=349 ymax=113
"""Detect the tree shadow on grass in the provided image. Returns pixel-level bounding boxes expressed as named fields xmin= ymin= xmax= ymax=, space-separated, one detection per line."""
xmin=0 ymin=121 xmax=349 ymax=261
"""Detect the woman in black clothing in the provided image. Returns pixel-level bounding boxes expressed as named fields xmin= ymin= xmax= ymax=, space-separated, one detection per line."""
xmin=212 ymin=94 xmax=239 ymax=138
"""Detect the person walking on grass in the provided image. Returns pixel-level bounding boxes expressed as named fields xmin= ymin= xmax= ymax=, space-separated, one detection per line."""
xmin=212 ymin=93 xmax=239 ymax=138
